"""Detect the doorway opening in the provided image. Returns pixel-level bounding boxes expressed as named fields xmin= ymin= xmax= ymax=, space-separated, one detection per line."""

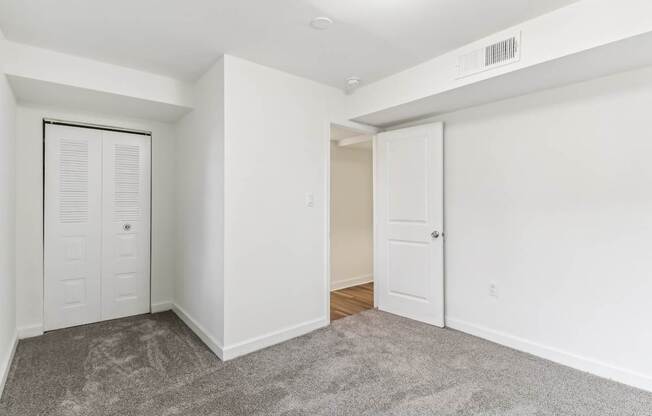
xmin=329 ymin=124 xmax=375 ymax=321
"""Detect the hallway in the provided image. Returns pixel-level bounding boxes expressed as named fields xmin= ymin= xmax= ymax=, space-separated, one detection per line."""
xmin=330 ymin=283 xmax=373 ymax=321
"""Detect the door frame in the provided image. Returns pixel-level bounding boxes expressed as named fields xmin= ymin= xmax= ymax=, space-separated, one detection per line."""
xmin=324 ymin=120 xmax=446 ymax=325
xmin=325 ymin=121 xmax=379 ymax=322
xmin=42 ymin=118 xmax=153 ymax=329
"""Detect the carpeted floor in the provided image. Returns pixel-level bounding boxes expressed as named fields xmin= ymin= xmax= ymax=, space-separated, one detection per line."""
xmin=2 ymin=310 xmax=652 ymax=416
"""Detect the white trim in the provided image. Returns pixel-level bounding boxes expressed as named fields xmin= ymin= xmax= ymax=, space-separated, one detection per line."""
xmin=171 ymin=304 xmax=224 ymax=360
xmin=331 ymin=120 xmax=380 ymax=136
xmin=338 ymin=135 xmax=372 ymax=147
xmin=221 ymin=317 xmax=329 ymax=361
xmin=330 ymin=275 xmax=373 ymax=291
xmin=17 ymin=324 xmax=44 ymax=339
xmin=171 ymin=302 xmax=328 ymax=362
xmin=447 ymin=318 xmax=652 ymax=393
xmin=324 ymin=121 xmax=332 ymax=335
xmin=151 ymin=301 xmax=174 ymax=313
xmin=0 ymin=331 xmax=18 ymax=398
xmin=43 ymin=118 xmax=152 ymax=136
xmin=372 ymin=135 xmax=379 ymax=309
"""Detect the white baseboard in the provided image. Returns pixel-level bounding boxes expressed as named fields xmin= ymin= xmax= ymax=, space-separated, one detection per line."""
xmin=221 ymin=316 xmax=329 ymax=361
xmin=171 ymin=304 xmax=224 ymax=360
xmin=170 ymin=303 xmax=328 ymax=362
xmin=151 ymin=301 xmax=174 ymax=313
xmin=331 ymin=274 xmax=373 ymax=291
xmin=0 ymin=331 xmax=18 ymax=398
xmin=17 ymin=324 xmax=43 ymax=339
xmin=446 ymin=317 xmax=652 ymax=393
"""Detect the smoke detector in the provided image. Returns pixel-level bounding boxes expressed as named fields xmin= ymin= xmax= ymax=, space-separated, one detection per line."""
xmin=345 ymin=77 xmax=362 ymax=93
xmin=310 ymin=17 xmax=333 ymax=30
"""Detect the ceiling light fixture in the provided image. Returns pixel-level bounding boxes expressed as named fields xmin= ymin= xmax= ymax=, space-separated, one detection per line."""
xmin=310 ymin=17 xmax=333 ymax=30
xmin=345 ymin=77 xmax=362 ymax=93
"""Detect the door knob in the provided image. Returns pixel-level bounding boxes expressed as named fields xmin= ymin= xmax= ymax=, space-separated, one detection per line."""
xmin=431 ymin=230 xmax=440 ymax=239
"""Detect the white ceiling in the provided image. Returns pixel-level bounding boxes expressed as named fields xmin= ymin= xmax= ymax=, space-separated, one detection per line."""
xmin=0 ymin=0 xmax=579 ymax=88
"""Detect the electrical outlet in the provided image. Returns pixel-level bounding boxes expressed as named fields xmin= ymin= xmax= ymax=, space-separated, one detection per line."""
xmin=489 ymin=282 xmax=498 ymax=298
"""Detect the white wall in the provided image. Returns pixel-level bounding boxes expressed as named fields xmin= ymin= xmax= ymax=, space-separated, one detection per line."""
xmin=222 ymin=56 xmax=344 ymax=357
xmin=173 ymin=60 xmax=225 ymax=353
xmin=15 ymin=105 xmax=177 ymax=336
xmin=0 ymin=29 xmax=17 ymax=395
xmin=330 ymin=142 xmax=373 ymax=290
xmin=439 ymin=66 xmax=652 ymax=391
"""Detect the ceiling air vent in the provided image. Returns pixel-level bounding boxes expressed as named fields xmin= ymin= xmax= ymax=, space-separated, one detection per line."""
xmin=457 ymin=32 xmax=521 ymax=79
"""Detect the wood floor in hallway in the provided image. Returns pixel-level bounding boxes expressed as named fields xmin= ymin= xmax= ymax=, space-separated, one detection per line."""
xmin=330 ymin=282 xmax=374 ymax=321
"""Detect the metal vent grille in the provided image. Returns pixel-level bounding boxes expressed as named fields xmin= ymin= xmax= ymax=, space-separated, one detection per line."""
xmin=114 ymin=144 xmax=140 ymax=221
xmin=59 ymin=139 xmax=89 ymax=223
xmin=457 ymin=32 xmax=521 ymax=78
xmin=485 ymin=37 xmax=518 ymax=66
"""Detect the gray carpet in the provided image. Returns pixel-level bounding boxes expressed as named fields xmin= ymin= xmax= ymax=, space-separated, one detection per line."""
xmin=1 ymin=310 xmax=651 ymax=416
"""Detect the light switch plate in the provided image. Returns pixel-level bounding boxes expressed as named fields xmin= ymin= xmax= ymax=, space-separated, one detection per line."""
xmin=305 ymin=193 xmax=314 ymax=207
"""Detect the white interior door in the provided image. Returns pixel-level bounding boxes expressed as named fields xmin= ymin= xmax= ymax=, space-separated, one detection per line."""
xmin=375 ymin=123 xmax=445 ymax=327
xmin=45 ymin=125 xmax=103 ymax=331
xmin=101 ymin=131 xmax=151 ymax=320
xmin=45 ymin=124 xmax=151 ymax=330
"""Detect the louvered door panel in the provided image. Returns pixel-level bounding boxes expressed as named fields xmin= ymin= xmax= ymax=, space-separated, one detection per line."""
xmin=101 ymin=131 xmax=151 ymax=320
xmin=45 ymin=125 xmax=102 ymax=330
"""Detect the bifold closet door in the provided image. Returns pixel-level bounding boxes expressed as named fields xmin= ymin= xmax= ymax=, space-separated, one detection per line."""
xmin=101 ymin=131 xmax=151 ymax=320
xmin=45 ymin=125 xmax=103 ymax=331
xmin=45 ymin=124 xmax=151 ymax=331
